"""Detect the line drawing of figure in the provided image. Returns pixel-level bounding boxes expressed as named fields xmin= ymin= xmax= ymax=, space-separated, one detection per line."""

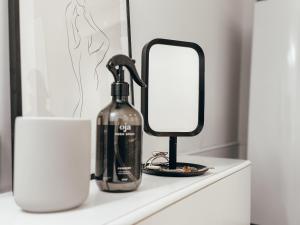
xmin=65 ymin=0 xmax=110 ymax=117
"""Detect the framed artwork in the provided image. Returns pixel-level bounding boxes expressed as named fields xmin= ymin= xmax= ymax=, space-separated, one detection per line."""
xmin=9 ymin=0 xmax=134 ymax=172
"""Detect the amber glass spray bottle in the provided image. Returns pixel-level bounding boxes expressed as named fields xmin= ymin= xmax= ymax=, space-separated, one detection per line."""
xmin=96 ymin=55 xmax=146 ymax=192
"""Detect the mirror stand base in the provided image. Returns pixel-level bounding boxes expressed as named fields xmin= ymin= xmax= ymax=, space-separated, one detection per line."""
xmin=142 ymin=162 xmax=210 ymax=177
xmin=143 ymin=137 xmax=212 ymax=177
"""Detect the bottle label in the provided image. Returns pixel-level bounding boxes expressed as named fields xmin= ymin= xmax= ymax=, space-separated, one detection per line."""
xmin=96 ymin=124 xmax=142 ymax=183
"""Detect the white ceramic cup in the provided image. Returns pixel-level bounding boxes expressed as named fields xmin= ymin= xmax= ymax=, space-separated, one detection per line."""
xmin=14 ymin=117 xmax=91 ymax=212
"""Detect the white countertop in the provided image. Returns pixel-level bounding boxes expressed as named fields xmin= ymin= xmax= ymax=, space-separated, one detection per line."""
xmin=0 ymin=155 xmax=251 ymax=225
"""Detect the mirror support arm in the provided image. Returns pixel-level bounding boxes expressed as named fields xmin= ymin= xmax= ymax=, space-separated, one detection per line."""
xmin=169 ymin=136 xmax=177 ymax=169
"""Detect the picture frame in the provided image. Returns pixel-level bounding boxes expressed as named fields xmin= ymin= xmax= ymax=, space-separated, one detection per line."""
xmin=8 ymin=0 xmax=134 ymax=175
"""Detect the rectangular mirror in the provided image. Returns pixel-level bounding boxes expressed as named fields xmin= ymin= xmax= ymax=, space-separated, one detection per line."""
xmin=141 ymin=39 xmax=205 ymax=137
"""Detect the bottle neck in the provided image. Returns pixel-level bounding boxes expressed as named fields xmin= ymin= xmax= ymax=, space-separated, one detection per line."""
xmin=112 ymin=95 xmax=129 ymax=102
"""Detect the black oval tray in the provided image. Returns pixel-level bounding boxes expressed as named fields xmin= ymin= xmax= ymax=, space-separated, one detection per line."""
xmin=142 ymin=162 xmax=210 ymax=177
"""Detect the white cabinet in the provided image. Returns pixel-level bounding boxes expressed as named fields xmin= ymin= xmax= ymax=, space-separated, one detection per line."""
xmin=140 ymin=167 xmax=250 ymax=225
xmin=0 ymin=156 xmax=250 ymax=225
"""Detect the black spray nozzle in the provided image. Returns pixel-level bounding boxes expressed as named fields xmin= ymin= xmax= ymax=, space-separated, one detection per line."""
xmin=107 ymin=54 xmax=147 ymax=87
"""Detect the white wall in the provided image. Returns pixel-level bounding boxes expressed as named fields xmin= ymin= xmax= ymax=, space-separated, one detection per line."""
xmin=238 ymin=0 xmax=255 ymax=159
xmin=0 ymin=0 xmax=12 ymax=193
xmin=0 ymin=0 xmax=254 ymax=192
xmin=130 ymin=0 xmax=254 ymax=160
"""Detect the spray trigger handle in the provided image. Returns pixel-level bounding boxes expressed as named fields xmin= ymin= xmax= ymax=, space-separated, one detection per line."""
xmin=107 ymin=54 xmax=147 ymax=87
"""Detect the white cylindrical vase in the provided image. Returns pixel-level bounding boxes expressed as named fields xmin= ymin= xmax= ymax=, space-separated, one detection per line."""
xmin=14 ymin=117 xmax=91 ymax=212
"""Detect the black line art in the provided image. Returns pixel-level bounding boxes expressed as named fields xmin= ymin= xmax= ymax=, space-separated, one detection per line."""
xmin=66 ymin=0 xmax=110 ymax=117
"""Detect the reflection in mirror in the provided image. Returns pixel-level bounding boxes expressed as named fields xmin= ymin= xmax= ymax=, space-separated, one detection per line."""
xmin=148 ymin=44 xmax=199 ymax=133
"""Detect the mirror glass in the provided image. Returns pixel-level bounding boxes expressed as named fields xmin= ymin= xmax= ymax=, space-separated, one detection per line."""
xmin=142 ymin=39 xmax=205 ymax=136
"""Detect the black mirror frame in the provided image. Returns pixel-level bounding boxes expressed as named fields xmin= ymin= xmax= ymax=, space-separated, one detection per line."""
xmin=141 ymin=38 xmax=205 ymax=137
